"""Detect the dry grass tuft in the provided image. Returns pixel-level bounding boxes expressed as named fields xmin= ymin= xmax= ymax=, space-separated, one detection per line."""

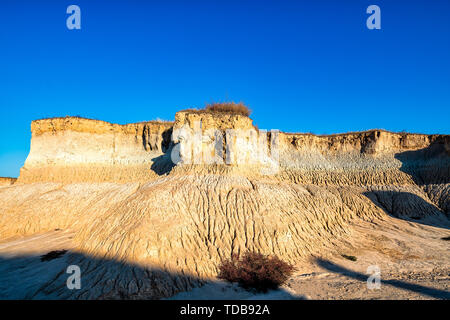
xmin=204 ymin=102 xmax=251 ymax=116
xmin=181 ymin=102 xmax=251 ymax=117
xmin=341 ymin=254 xmax=357 ymax=261
xmin=217 ymin=251 xmax=295 ymax=292
xmin=40 ymin=250 xmax=68 ymax=262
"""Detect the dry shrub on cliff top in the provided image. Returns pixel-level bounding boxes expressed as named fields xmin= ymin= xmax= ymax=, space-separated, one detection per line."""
xmin=183 ymin=102 xmax=251 ymax=117
xmin=217 ymin=251 xmax=295 ymax=292
xmin=204 ymin=102 xmax=251 ymax=116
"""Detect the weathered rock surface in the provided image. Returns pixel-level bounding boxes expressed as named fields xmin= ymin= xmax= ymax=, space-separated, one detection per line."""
xmin=18 ymin=117 xmax=173 ymax=183
xmin=0 ymin=112 xmax=448 ymax=299
xmin=0 ymin=178 xmax=16 ymax=187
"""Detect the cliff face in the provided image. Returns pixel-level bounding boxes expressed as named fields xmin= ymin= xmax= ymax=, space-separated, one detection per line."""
xmin=0 ymin=178 xmax=16 ymax=187
xmin=172 ymin=111 xmax=279 ymax=174
xmin=18 ymin=117 xmax=173 ymax=183
xmin=16 ymin=114 xmax=449 ymax=185
xmin=278 ymin=130 xmax=450 ymax=185
xmin=282 ymin=130 xmax=440 ymax=154
xmin=0 ymin=111 xmax=449 ymax=299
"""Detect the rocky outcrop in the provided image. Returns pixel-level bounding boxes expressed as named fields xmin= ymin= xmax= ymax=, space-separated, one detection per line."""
xmin=16 ymin=114 xmax=449 ymax=186
xmin=0 ymin=178 xmax=16 ymax=187
xmin=18 ymin=117 xmax=173 ymax=183
xmin=0 ymin=111 xmax=448 ymax=299
xmin=279 ymin=130 xmax=450 ymax=186
xmin=282 ymin=129 xmax=444 ymax=155
xmin=171 ymin=111 xmax=279 ymax=175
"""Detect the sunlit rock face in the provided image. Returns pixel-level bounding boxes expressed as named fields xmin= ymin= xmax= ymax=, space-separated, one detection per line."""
xmin=18 ymin=117 xmax=173 ymax=183
xmin=171 ymin=111 xmax=279 ymax=175
xmin=15 ymin=112 xmax=449 ymax=184
xmin=0 ymin=178 xmax=16 ymax=186
xmin=0 ymin=111 xmax=448 ymax=299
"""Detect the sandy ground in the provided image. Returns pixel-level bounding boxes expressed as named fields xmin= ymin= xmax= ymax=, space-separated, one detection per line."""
xmin=286 ymin=258 xmax=449 ymax=300
xmin=0 ymin=215 xmax=448 ymax=300
xmin=0 ymin=230 xmax=75 ymax=299
xmin=168 ymin=215 xmax=450 ymax=300
xmin=286 ymin=217 xmax=450 ymax=300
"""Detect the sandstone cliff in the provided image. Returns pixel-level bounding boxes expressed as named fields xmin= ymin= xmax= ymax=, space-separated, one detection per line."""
xmin=18 ymin=117 xmax=173 ymax=183
xmin=0 ymin=111 xmax=448 ymax=299
xmin=18 ymin=113 xmax=449 ymax=186
xmin=0 ymin=178 xmax=16 ymax=187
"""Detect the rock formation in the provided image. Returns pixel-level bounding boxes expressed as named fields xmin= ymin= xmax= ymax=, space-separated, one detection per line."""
xmin=0 ymin=110 xmax=448 ymax=299
xmin=18 ymin=117 xmax=173 ymax=183
xmin=0 ymin=178 xmax=16 ymax=187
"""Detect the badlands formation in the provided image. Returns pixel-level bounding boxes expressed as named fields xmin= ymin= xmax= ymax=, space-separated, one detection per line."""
xmin=0 ymin=110 xmax=449 ymax=299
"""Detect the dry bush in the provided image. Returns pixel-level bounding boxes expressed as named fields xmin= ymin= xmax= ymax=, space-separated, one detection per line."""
xmin=204 ymin=102 xmax=251 ymax=116
xmin=180 ymin=102 xmax=252 ymax=116
xmin=217 ymin=251 xmax=295 ymax=292
xmin=341 ymin=254 xmax=357 ymax=261
xmin=40 ymin=250 xmax=68 ymax=262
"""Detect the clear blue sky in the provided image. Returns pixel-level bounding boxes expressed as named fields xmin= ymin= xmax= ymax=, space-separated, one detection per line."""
xmin=1 ymin=0 xmax=449 ymax=177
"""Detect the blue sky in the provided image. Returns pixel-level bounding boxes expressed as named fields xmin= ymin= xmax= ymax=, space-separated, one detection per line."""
xmin=1 ymin=0 xmax=449 ymax=177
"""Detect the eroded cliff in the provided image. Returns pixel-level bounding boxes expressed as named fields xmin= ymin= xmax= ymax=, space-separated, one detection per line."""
xmin=0 ymin=110 xmax=448 ymax=299
xmin=18 ymin=117 xmax=173 ymax=183
xmin=16 ymin=113 xmax=450 ymax=186
xmin=0 ymin=178 xmax=16 ymax=187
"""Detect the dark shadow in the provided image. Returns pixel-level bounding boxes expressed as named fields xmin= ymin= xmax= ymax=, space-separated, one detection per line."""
xmin=143 ymin=128 xmax=173 ymax=154
xmin=149 ymin=127 xmax=178 ymax=175
xmin=315 ymin=258 xmax=450 ymax=300
xmin=161 ymin=128 xmax=173 ymax=153
xmin=140 ymin=126 xmax=177 ymax=176
xmin=0 ymin=251 xmax=300 ymax=300
xmin=0 ymin=251 xmax=199 ymax=300
xmin=151 ymin=151 xmax=177 ymax=175
xmin=363 ymin=190 xmax=450 ymax=229
xmin=394 ymin=137 xmax=450 ymax=185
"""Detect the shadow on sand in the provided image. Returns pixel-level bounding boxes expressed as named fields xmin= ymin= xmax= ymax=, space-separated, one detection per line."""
xmin=0 ymin=250 xmax=299 ymax=300
xmin=315 ymin=258 xmax=450 ymax=300
xmin=363 ymin=190 xmax=450 ymax=229
xmin=151 ymin=152 xmax=176 ymax=176
xmin=394 ymin=139 xmax=450 ymax=185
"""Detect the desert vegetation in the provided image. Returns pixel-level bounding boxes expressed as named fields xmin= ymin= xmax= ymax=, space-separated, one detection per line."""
xmin=217 ymin=251 xmax=295 ymax=292
xmin=181 ymin=101 xmax=251 ymax=117
xmin=341 ymin=254 xmax=358 ymax=262
xmin=204 ymin=102 xmax=251 ymax=116
xmin=40 ymin=250 xmax=68 ymax=262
